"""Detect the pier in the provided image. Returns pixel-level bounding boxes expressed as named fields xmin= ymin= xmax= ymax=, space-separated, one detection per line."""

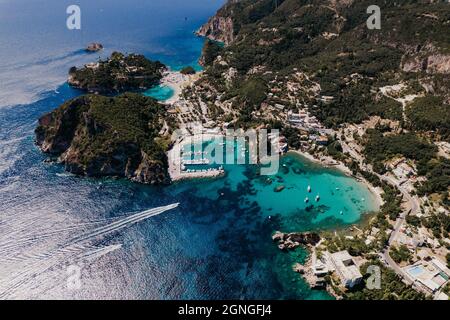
xmin=168 ymin=137 xmax=225 ymax=181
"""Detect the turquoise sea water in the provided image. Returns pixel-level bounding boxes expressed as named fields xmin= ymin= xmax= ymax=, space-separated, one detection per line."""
xmin=143 ymin=85 xmax=175 ymax=101
xmin=0 ymin=0 xmax=378 ymax=299
xmin=180 ymin=138 xmax=378 ymax=231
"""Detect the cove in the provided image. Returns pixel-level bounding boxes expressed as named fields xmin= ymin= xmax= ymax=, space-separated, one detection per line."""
xmin=143 ymin=85 xmax=175 ymax=101
xmin=0 ymin=85 xmax=378 ymax=299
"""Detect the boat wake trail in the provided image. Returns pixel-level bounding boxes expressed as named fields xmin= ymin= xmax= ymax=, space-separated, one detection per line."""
xmin=70 ymin=203 xmax=179 ymax=244
xmin=0 ymin=203 xmax=179 ymax=299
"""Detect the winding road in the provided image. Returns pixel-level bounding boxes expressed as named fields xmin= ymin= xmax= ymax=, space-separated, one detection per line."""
xmin=381 ymin=175 xmax=418 ymax=285
xmin=341 ymin=140 xmax=420 ymax=285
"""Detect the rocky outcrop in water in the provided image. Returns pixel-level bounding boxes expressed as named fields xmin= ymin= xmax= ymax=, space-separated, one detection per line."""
xmin=85 ymin=43 xmax=103 ymax=52
xmin=272 ymin=231 xmax=321 ymax=250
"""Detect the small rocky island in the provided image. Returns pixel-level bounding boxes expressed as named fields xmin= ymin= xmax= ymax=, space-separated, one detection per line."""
xmin=85 ymin=43 xmax=103 ymax=52
xmin=35 ymin=93 xmax=175 ymax=184
xmin=68 ymin=52 xmax=165 ymax=94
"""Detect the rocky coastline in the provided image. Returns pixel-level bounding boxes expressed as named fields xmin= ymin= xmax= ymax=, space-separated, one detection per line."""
xmin=196 ymin=2 xmax=235 ymax=45
xmin=35 ymin=93 xmax=172 ymax=185
xmin=272 ymin=231 xmax=321 ymax=250
xmin=68 ymin=52 xmax=165 ymax=94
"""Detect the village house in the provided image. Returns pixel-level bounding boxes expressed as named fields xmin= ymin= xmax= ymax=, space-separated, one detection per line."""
xmin=329 ymin=250 xmax=363 ymax=288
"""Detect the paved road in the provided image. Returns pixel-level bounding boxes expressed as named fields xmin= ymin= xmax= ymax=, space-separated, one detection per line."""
xmin=380 ymin=175 xmax=421 ymax=285
xmin=341 ymin=140 xmax=419 ymax=285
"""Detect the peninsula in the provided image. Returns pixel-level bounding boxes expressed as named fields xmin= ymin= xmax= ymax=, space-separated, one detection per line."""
xmin=35 ymin=93 xmax=176 ymax=184
xmin=68 ymin=52 xmax=165 ymax=94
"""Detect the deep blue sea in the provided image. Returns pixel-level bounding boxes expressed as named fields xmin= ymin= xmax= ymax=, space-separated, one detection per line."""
xmin=0 ymin=0 xmax=378 ymax=299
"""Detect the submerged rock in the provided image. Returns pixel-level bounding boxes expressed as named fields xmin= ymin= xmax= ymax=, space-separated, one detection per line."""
xmin=292 ymin=167 xmax=305 ymax=175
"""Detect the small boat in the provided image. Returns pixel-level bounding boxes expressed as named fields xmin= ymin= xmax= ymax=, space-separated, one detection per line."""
xmin=340 ymin=211 xmax=343 ymax=215
xmin=307 ymin=185 xmax=311 ymax=193
xmin=304 ymin=197 xmax=309 ymax=203
xmin=315 ymin=195 xmax=320 ymax=202
xmin=336 ymin=187 xmax=340 ymax=190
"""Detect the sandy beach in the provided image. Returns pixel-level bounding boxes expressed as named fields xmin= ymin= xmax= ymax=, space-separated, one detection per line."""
xmin=160 ymin=70 xmax=200 ymax=104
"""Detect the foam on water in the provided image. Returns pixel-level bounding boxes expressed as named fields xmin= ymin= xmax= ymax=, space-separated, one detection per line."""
xmin=0 ymin=204 xmax=178 ymax=298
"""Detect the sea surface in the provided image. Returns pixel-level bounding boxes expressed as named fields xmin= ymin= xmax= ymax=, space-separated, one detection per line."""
xmin=0 ymin=0 xmax=378 ymax=299
xmin=144 ymin=85 xmax=175 ymax=101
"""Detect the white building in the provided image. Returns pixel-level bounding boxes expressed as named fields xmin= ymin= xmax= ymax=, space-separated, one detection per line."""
xmin=431 ymin=258 xmax=450 ymax=277
xmin=404 ymin=259 xmax=450 ymax=294
xmin=330 ymin=251 xmax=363 ymax=288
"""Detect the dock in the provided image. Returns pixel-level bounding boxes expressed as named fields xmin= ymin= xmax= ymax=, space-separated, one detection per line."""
xmin=168 ymin=140 xmax=224 ymax=181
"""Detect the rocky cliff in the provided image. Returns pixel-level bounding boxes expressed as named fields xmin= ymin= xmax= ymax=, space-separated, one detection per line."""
xmin=196 ymin=0 xmax=240 ymax=45
xmin=401 ymin=44 xmax=450 ymax=74
xmin=197 ymin=15 xmax=235 ymax=45
xmin=192 ymin=0 xmax=450 ymax=127
xmin=35 ymin=93 xmax=172 ymax=185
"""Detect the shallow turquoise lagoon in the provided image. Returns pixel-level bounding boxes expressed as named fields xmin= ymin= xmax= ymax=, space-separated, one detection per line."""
xmin=143 ymin=85 xmax=175 ymax=101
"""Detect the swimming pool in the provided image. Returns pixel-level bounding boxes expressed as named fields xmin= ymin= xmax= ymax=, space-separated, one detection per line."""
xmin=407 ymin=265 xmax=425 ymax=277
